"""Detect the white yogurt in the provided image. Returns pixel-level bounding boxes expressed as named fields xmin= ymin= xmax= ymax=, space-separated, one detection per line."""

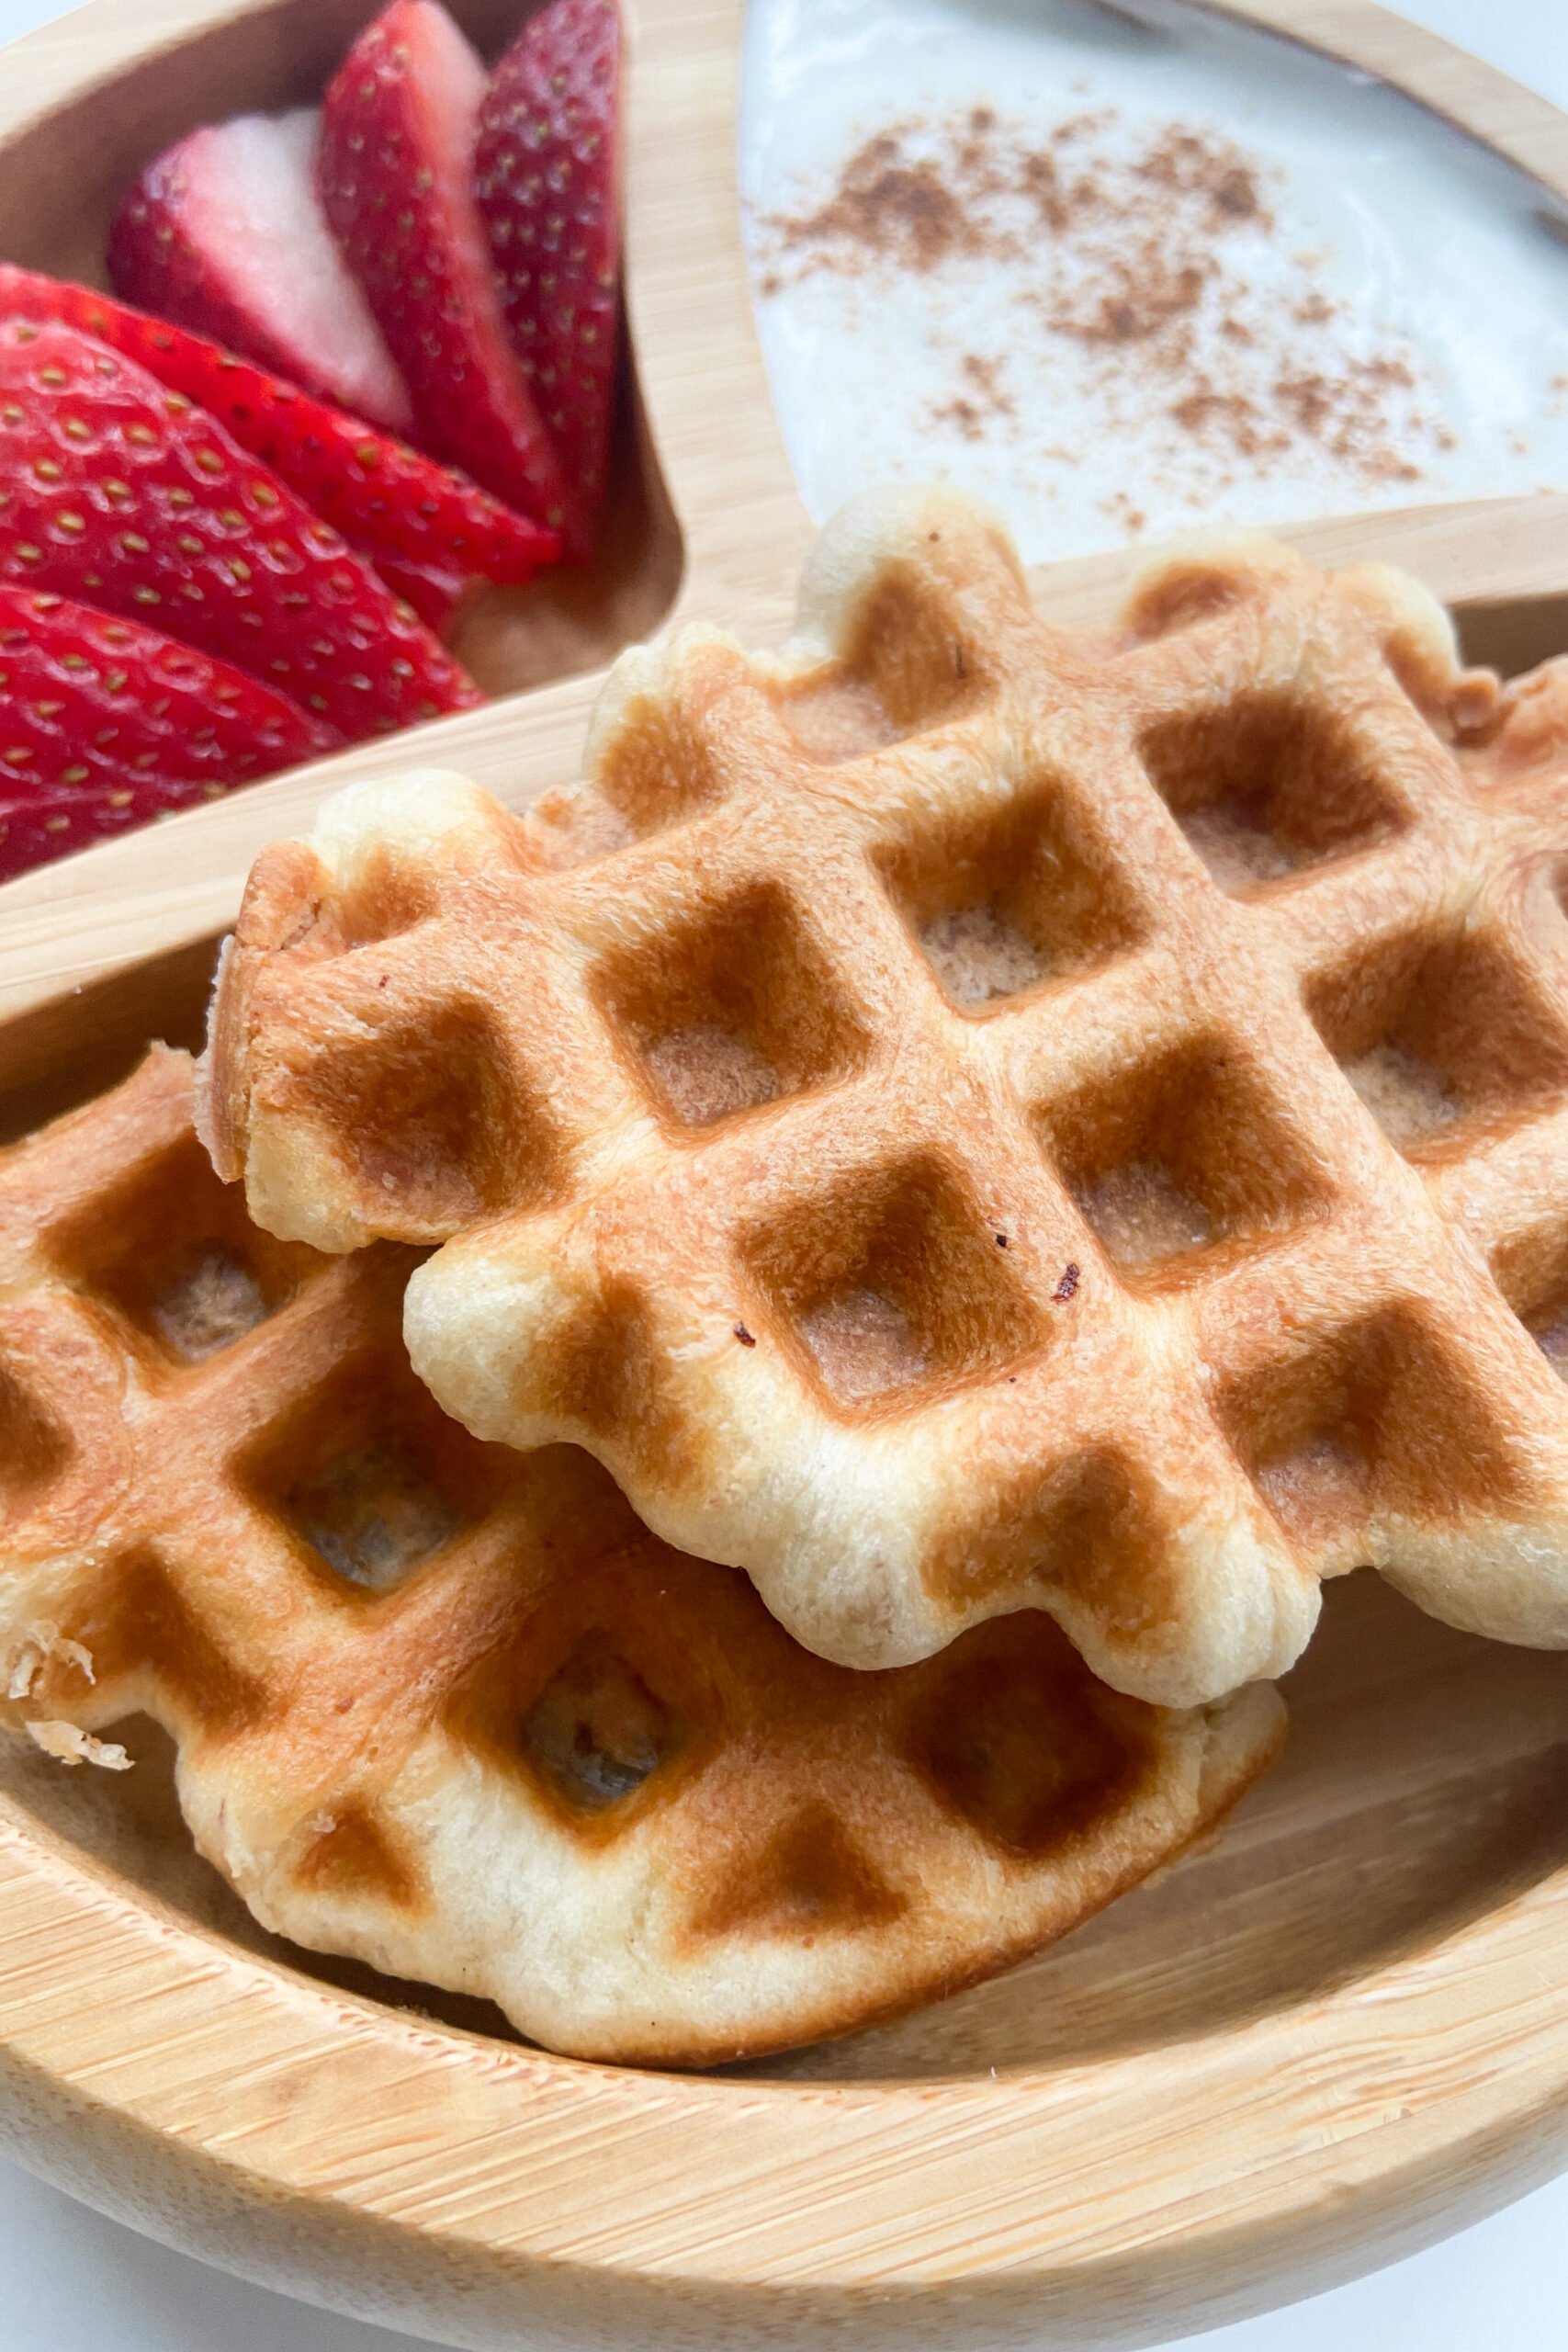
xmin=739 ymin=0 xmax=1568 ymax=560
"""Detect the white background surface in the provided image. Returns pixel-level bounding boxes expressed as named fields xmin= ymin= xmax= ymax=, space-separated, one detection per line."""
xmin=0 ymin=0 xmax=1563 ymax=2346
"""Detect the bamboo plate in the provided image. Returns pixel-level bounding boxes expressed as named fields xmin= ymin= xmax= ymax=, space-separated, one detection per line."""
xmin=0 ymin=0 xmax=1567 ymax=2345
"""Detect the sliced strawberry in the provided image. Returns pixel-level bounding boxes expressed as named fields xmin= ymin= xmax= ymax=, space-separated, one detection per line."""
xmin=0 ymin=266 xmax=560 ymax=627
xmin=0 ymin=319 xmax=479 ymax=741
xmin=0 ymin=584 xmax=339 ymax=881
xmin=367 ymin=554 xmax=473 ymax=628
xmin=108 ymin=108 xmax=413 ymax=434
xmin=475 ymin=0 xmax=621 ymax=551
xmin=319 ymin=1 xmax=578 ymax=553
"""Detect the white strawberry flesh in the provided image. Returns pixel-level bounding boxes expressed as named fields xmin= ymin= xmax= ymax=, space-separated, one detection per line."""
xmin=109 ymin=108 xmax=414 ymax=434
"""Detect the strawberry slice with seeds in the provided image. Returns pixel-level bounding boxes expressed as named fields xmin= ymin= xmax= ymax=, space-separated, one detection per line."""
xmin=108 ymin=108 xmax=414 ymax=434
xmin=475 ymin=0 xmax=621 ymax=552
xmin=367 ymin=553 xmax=478 ymax=629
xmin=0 ymin=266 xmax=560 ymax=628
xmin=0 ymin=583 xmax=339 ymax=881
xmin=0 ymin=318 xmax=480 ymax=741
xmin=319 ymin=1 xmax=577 ymax=553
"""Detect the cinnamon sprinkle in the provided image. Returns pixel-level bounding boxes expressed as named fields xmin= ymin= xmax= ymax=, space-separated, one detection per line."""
xmin=756 ymin=105 xmax=1443 ymax=502
xmin=769 ymin=130 xmax=983 ymax=277
xmin=931 ymin=352 xmax=1015 ymax=442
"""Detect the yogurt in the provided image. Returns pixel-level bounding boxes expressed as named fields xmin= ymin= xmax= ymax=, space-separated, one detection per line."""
xmin=739 ymin=0 xmax=1568 ymax=560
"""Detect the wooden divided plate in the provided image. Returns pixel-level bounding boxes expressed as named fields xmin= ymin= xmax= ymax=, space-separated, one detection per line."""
xmin=0 ymin=1 xmax=1565 ymax=2345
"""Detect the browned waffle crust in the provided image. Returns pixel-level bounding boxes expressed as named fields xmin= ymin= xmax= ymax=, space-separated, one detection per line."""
xmin=204 ymin=487 xmax=1568 ymax=1704
xmin=0 ymin=1051 xmax=1280 ymax=2064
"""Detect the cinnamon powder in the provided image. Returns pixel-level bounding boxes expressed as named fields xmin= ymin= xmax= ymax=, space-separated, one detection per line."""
xmin=756 ymin=106 xmax=1443 ymax=510
xmin=766 ymin=131 xmax=983 ymax=277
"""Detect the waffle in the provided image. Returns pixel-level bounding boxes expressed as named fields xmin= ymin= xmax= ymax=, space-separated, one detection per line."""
xmin=0 ymin=1050 xmax=1280 ymax=2064
xmin=204 ymin=487 xmax=1568 ymax=1705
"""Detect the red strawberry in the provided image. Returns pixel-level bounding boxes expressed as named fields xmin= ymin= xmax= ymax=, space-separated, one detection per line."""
xmin=0 ymin=319 xmax=480 ymax=742
xmin=108 ymin=108 xmax=413 ymax=434
xmin=475 ymin=0 xmax=621 ymax=550
xmin=366 ymin=554 xmax=478 ymax=628
xmin=319 ymin=2 xmax=578 ymax=553
xmin=0 ymin=266 xmax=560 ymax=628
xmin=0 ymin=585 xmax=339 ymax=881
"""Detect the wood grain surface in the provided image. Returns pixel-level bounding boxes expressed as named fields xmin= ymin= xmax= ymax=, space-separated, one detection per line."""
xmin=0 ymin=0 xmax=1564 ymax=2346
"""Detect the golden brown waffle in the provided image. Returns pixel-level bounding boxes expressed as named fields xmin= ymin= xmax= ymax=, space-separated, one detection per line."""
xmin=0 ymin=1051 xmax=1280 ymax=2064
xmin=205 ymin=487 xmax=1568 ymax=1705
